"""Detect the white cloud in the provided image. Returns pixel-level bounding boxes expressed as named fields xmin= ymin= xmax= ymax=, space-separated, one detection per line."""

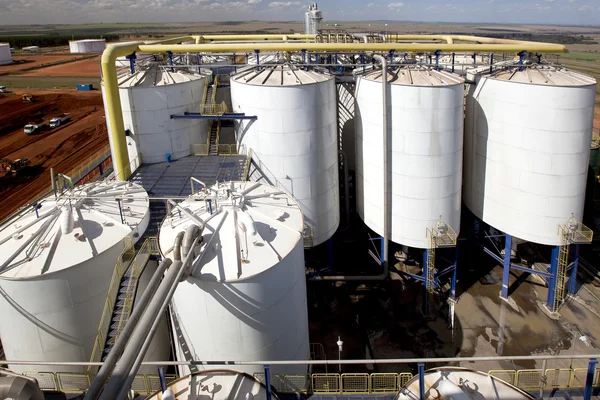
xmin=388 ymin=2 xmax=403 ymax=10
xmin=578 ymin=4 xmax=593 ymax=10
xmin=268 ymin=1 xmax=300 ymax=7
xmin=248 ymin=0 xmax=261 ymax=3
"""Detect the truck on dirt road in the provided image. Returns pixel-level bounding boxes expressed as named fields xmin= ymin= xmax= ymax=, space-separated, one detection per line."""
xmin=24 ymin=122 xmax=47 ymax=135
xmin=49 ymin=113 xmax=71 ymax=128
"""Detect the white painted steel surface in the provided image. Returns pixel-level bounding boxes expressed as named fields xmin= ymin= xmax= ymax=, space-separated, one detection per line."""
xmin=159 ymin=181 xmax=309 ymax=376
xmin=464 ymin=66 xmax=597 ymax=245
xmin=355 ymin=67 xmax=464 ymax=249
xmin=231 ymin=66 xmax=339 ymax=246
xmin=0 ymin=181 xmax=150 ymax=373
xmin=69 ymin=39 xmax=106 ymax=53
xmin=0 ymin=43 xmax=12 ymax=65
xmin=101 ymin=66 xmax=208 ymax=165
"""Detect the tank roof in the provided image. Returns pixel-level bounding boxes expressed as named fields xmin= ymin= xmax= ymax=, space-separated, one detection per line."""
xmin=0 ymin=181 xmax=149 ymax=279
xmin=70 ymin=39 xmax=106 ymax=43
xmin=158 ymin=181 xmax=304 ymax=282
xmin=231 ymin=64 xmax=332 ymax=86
xmin=483 ymin=65 xmax=596 ymax=86
xmin=361 ymin=65 xmax=464 ymax=86
xmin=116 ymin=65 xmax=206 ymax=88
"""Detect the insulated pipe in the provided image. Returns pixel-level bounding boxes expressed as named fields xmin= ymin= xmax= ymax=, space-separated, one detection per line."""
xmin=168 ymin=199 xmax=205 ymax=230
xmin=182 ymin=224 xmax=201 ymax=258
xmin=0 ymin=376 xmax=44 ymax=400
xmin=85 ymin=258 xmax=173 ymax=400
xmin=172 ymin=231 xmax=185 ymax=261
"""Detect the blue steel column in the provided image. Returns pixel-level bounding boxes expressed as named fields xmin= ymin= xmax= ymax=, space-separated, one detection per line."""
xmin=264 ymin=364 xmax=272 ymax=400
xmin=434 ymin=50 xmax=441 ymax=71
xmin=166 ymin=51 xmax=174 ymax=72
xmin=450 ymin=245 xmax=459 ymax=300
xmin=255 ymin=49 xmax=260 ymax=69
xmin=418 ymin=362 xmax=425 ymax=400
xmin=583 ymin=358 xmax=598 ymax=400
xmin=518 ymin=50 xmax=526 ymax=71
xmin=546 ymin=245 xmax=560 ymax=311
xmin=451 ymin=52 xmax=455 ymax=73
xmin=569 ymin=244 xmax=579 ymax=295
xmin=501 ymin=235 xmax=512 ymax=299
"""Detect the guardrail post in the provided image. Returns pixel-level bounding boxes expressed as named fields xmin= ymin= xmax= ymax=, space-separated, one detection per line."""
xmin=264 ymin=364 xmax=272 ymax=400
xmin=539 ymin=359 xmax=547 ymax=399
xmin=583 ymin=358 xmax=598 ymax=400
xmin=418 ymin=362 xmax=425 ymax=400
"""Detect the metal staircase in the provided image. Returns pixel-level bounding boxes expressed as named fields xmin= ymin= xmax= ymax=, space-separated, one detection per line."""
xmin=208 ymin=121 xmax=220 ymax=156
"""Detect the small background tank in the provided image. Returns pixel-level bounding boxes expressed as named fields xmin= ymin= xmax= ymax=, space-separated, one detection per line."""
xmin=463 ymin=66 xmax=597 ymax=245
xmin=0 ymin=43 xmax=12 ymax=65
xmin=231 ymin=65 xmax=339 ymax=247
xmin=69 ymin=39 xmax=106 ymax=53
xmin=355 ymin=66 xmax=464 ymax=249
xmin=159 ymin=181 xmax=309 ymax=376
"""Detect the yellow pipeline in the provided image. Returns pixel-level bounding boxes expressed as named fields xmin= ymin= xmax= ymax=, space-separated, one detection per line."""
xmin=102 ymin=35 xmax=565 ymax=180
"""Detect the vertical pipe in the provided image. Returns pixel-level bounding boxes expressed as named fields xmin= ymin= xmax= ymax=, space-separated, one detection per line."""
xmin=434 ymin=50 xmax=441 ymax=71
xmin=255 ymin=49 xmax=260 ymax=69
xmin=158 ymin=366 xmax=167 ymax=393
xmin=569 ymin=244 xmax=579 ymax=295
xmin=501 ymin=234 xmax=512 ymax=299
xmin=50 ymin=167 xmax=57 ymax=199
xmin=518 ymin=50 xmax=526 ymax=72
xmin=583 ymin=358 xmax=598 ymax=400
xmin=489 ymin=53 xmax=494 ymax=74
xmin=33 ymin=204 xmax=39 ymax=219
xmin=450 ymin=245 xmax=459 ymax=300
xmin=167 ymin=51 xmax=174 ymax=72
xmin=418 ymin=362 xmax=425 ymax=400
xmin=473 ymin=53 xmax=477 ymax=67
xmin=264 ymin=365 xmax=272 ymax=400
xmin=360 ymin=53 xmax=365 ymax=74
xmin=116 ymin=198 xmax=124 ymax=224
xmin=451 ymin=52 xmax=455 ymax=73
xmin=546 ymin=245 xmax=560 ymax=311
xmin=302 ymin=49 xmax=307 ymax=68
xmin=372 ymin=54 xmax=389 ymax=272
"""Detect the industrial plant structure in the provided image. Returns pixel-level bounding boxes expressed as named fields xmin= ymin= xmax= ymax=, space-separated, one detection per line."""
xmin=0 ymin=15 xmax=599 ymax=400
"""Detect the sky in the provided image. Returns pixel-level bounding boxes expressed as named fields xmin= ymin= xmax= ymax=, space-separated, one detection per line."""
xmin=0 ymin=0 xmax=599 ymax=26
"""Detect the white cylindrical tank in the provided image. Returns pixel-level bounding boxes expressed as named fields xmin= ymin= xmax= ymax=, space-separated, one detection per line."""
xmin=101 ymin=65 xmax=209 ymax=166
xmin=231 ymin=65 xmax=339 ymax=247
xmin=0 ymin=43 xmax=12 ymax=65
xmin=0 ymin=181 xmax=150 ymax=373
xmin=464 ymin=66 xmax=597 ymax=245
xmin=69 ymin=39 xmax=106 ymax=53
xmin=159 ymin=181 xmax=309 ymax=377
xmin=355 ymin=66 xmax=464 ymax=249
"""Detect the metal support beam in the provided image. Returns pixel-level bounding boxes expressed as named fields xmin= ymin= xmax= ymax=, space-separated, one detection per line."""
xmin=546 ymin=245 xmax=560 ymax=312
xmin=501 ymin=235 xmax=512 ymax=299
xmin=583 ymin=358 xmax=598 ymax=400
xmin=418 ymin=362 xmax=425 ymax=400
xmin=451 ymin=52 xmax=455 ymax=73
xmin=482 ymin=246 xmax=553 ymax=278
xmin=569 ymin=244 xmax=580 ymax=295
xmin=434 ymin=50 xmax=441 ymax=70
xmin=255 ymin=49 xmax=260 ymax=68
xmin=450 ymin=245 xmax=458 ymax=300
xmin=166 ymin=51 xmax=174 ymax=72
xmin=518 ymin=50 xmax=526 ymax=71
xmin=264 ymin=364 xmax=272 ymax=400
xmin=170 ymin=113 xmax=257 ymax=120
xmin=489 ymin=53 xmax=494 ymax=74
xmin=126 ymin=52 xmax=136 ymax=74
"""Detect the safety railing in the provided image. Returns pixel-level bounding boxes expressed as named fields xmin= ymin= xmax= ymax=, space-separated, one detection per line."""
xmin=114 ymin=237 xmax=160 ymax=343
xmin=87 ymin=236 xmax=136 ymax=376
xmin=63 ymin=144 xmax=111 ymax=185
xmin=217 ymin=144 xmax=239 ymax=155
xmin=488 ymin=367 xmax=600 ymax=391
xmin=191 ymin=144 xmax=209 ymax=156
xmin=200 ymin=101 xmax=228 ymax=116
xmin=23 ymin=371 xmax=176 ymax=395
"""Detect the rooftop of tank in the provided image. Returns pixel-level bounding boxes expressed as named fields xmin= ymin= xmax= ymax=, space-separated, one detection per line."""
xmin=479 ymin=65 xmax=596 ymax=86
xmin=231 ymin=64 xmax=332 ymax=86
xmin=397 ymin=367 xmax=535 ymax=400
xmin=0 ymin=181 xmax=148 ymax=279
xmin=360 ymin=65 xmax=464 ymax=86
xmin=145 ymin=369 xmax=276 ymax=400
xmin=158 ymin=181 xmax=303 ymax=282
xmin=116 ymin=64 xmax=206 ymax=88
xmin=71 ymin=39 xmax=105 ymax=42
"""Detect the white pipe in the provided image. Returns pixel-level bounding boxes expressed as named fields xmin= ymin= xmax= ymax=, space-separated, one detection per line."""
xmin=172 ymin=231 xmax=185 ymax=261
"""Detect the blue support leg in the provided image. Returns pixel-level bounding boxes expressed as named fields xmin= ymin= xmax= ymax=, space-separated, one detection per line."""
xmin=264 ymin=364 xmax=272 ymax=400
xmin=451 ymin=52 xmax=455 ymax=73
xmin=501 ymin=235 xmax=512 ymax=299
xmin=569 ymin=244 xmax=579 ymax=295
xmin=418 ymin=362 xmax=425 ymax=400
xmin=166 ymin=51 xmax=174 ymax=72
xmin=546 ymin=245 xmax=560 ymax=312
xmin=451 ymin=245 xmax=459 ymax=300
xmin=583 ymin=358 xmax=598 ymax=400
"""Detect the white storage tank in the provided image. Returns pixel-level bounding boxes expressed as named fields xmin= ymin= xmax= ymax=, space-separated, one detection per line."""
xmin=0 ymin=181 xmax=151 ymax=373
xmin=230 ymin=65 xmax=339 ymax=247
xmin=101 ymin=65 xmax=209 ymax=166
xmin=355 ymin=66 xmax=464 ymax=249
xmin=0 ymin=43 xmax=12 ymax=65
xmin=159 ymin=181 xmax=309 ymax=377
xmin=464 ymin=66 xmax=597 ymax=245
xmin=69 ymin=39 xmax=106 ymax=53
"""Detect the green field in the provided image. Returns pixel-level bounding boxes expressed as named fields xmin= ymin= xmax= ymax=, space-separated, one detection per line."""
xmin=560 ymin=52 xmax=600 ymax=62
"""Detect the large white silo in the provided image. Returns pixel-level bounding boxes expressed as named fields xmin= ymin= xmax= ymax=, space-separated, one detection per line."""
xmin=159 ymin=181 xmax=309 ymax=377
xmin=0 ymin=43 xmax=12 ymax=65
xmin=464 ymin=66 xmax=597 ymax=245
xmin=355 ymin=66 xmax=465 ymax=249
xmin=101 ymin=65 xmax=209 ymax=166
xmin=0 ymin=180 xmax=169 ymax=373
xmin=230 ymin=65 xmax=339 ymax=247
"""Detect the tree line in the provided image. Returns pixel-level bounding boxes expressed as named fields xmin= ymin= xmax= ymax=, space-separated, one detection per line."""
xmin=0 ymin=34 xmax=120 ymax=48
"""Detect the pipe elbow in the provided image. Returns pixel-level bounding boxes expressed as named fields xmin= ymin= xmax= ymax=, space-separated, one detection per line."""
xmin=182 ymin=224 xmax=203 ymax=258
xmin=173 ymin=231 xmax=185 ymax=261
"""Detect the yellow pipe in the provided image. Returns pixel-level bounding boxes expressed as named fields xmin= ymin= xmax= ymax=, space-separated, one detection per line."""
xmin=102 ymin=35 xmax=565 ymax=180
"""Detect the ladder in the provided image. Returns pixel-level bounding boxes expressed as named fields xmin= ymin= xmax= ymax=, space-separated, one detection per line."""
xmin=554 ymin=231 xmax=570 ymax=312
xmin=426 ymin=233 xmax=437 ymax=294
xmin=208 ymin=121 xmax=220 ymax=156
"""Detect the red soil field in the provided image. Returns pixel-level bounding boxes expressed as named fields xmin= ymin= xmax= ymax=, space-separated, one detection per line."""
xmin=0 ymin=89 xmax=109 ymax=221
xmin=0 ymin=55 xmax=85 ymax=74
xmin=17 ymin=56 xmax=101 ymax=77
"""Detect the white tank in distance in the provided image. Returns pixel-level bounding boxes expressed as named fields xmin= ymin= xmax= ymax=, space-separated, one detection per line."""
xmin=463 ymin=65 xmax=597 ymax=245
xmin=159 ymin=181 xmax=309 ymax=377
xmin=101 ymin=65 xmax=209 ymax=171
xmin=355 ymin=66 xmax=465 ymax=249
xmin=0 ymin=43 xmax=12 ymax=65
xmin=230 ymin=65 xmax=339 ymax=247
xmin=0 ymin=180 xmax=170 ymax=373
xmin=69 ymin=39 xmax=106 ymax=53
